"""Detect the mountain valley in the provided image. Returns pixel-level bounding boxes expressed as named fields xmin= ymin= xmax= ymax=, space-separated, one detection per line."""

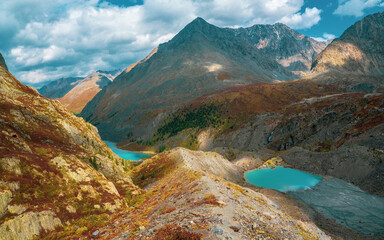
xmin=1 ymin=9 xmax=384 ymax=240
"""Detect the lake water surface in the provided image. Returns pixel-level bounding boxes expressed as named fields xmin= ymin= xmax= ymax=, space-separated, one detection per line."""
xmin=245 ymin=167 xmax=384 ymax=236
xmin=245 ymin=166 xmax=322 ymax=192
xmin=104 ymin=140 xmax=152 ymax=161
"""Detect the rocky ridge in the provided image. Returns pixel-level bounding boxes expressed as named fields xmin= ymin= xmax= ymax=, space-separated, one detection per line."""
xmin=234 ymin=23 xmax=326 ymax=71
xmin=87 ymin=148 xmax=339 ymax=240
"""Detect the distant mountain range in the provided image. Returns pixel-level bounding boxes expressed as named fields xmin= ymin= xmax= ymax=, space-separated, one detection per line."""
xmin=39 ymin=69 xmax=121 ymax=113
xmin=59 ymin=70 xmax=120 ymax=113
xmin=38 ymin=77 xmax=84 ymax=99
xmin=80 ymin=17 xmax=326 ymax=141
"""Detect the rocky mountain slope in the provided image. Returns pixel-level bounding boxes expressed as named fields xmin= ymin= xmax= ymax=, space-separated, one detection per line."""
xmin=81 ymin=17 xmax=326 ymax=142
xmin=59 ymin=70 xmax=119 ymax=113
xmin=234 ymin=23 xmax=326 ymax=71
xmin=38 ymin=77 xmax=84 ymax=99
xmin=0 ymin=56 xmax=138 ymax=239
xmin=310 ymin=11 xmax=384 ymax=91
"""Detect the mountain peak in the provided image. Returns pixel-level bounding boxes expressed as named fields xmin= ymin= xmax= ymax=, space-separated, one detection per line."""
xmin=159 ymin=16 xmax=221 ymax=49
xmin=0 ymin=53 xmax=8 ymax=71
xmin=190 ymin=17 xmax=208 ymax=25
xmin=182 ymin=16 xmax=214 ymax=33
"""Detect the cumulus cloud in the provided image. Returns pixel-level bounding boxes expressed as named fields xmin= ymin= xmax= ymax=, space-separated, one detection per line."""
xmin=334 ymin=0 xmax=384 ymax=16
xmin=311 ymin=33 xmax=336 ymax=42
xmin=0 ymin=0 xmax=323 ymax=84
xmin=280 ymin=7 xmax=322 ymax=29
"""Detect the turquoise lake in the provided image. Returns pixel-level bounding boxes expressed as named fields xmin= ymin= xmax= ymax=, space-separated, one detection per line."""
xmin=104 ymin=140 xmax=152 ymax=161
xmin=245 ymin=167 xmax=384 ymax=236
xmin=245 ymin=166 xmax=322 ymax=192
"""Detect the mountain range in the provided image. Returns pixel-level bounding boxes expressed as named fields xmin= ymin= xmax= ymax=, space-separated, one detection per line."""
xmin=39 ymin=70 xmax=120 ymax=113
xmin=59 ymin=70 xmax=120 ymax=113
xmin=38 ymin=77 xmax=84 ymax=99
xmin=79 ymin=12 xmax=384 ymax=198
xmin=80 ymin=17 xmax=327 ymax=142
xmin=2 ymin=11 xmax=384 ymax=240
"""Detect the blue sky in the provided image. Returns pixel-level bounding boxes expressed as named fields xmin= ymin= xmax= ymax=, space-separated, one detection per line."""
xmin=0 ymin=0 xmax=383 ymax=87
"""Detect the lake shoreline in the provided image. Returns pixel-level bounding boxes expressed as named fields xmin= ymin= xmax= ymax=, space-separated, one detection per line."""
xmin=115 ymin=141 xmax=156 ymax=154
xmin=245 ymin=166 xmax=384 ymax=237
xmin=103 ymin=140 xmax=153 ymax=160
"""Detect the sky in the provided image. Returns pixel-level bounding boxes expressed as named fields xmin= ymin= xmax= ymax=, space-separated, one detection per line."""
xmin=0 ymin=0 xmax=383 ymax=87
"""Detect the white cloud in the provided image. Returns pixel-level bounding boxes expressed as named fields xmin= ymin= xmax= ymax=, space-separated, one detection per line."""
xmin=0 ymin=0 xmax=323 ymax=84
xmin=334 ymin=0 xmax=384 ymax=16
xmin=311 ymin=33 xmax=336 ymax=42
xmin=280 ymin=7 xmax=322 ymax=29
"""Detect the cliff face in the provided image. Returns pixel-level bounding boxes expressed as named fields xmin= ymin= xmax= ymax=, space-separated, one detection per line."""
xmin=310 ymin=12 xmax=384 ymax=90
xmin=234 ymin=23 xmax=326 ymax=71
xmin=0 ymin=57 xmax=137 ymax=239
xmin=81 ymin=17 xmax=319 ymax=142
xmin=59 ymin=70 xmax=119 ymax=113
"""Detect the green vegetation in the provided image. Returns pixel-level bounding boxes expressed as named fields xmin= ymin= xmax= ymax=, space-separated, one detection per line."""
xmin=155 ymin=103 xmax=226 ymax=139
xmin=227 ymin=148 xmax=236 ymax=159
xmin=158 ymin=145 xmax=166 ymax=153
xmin=182 ymin=134 xmax=199 ymax=150
xmin=90 ymin=156 xmax=98 ymax=170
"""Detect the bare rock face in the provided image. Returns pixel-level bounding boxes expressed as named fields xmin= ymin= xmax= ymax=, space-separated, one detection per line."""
xmin=0 ymin=211 xmax=62 ymax=240
xmin=0 ymin=191 xmax=12 ymax=218
xmin=0 ymin=55 xmax=138 ymax=239
xmin=234 ymin=23 xmax=326 ymax=71
xmin=81 ymin=17 xmax=311 ymax=142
